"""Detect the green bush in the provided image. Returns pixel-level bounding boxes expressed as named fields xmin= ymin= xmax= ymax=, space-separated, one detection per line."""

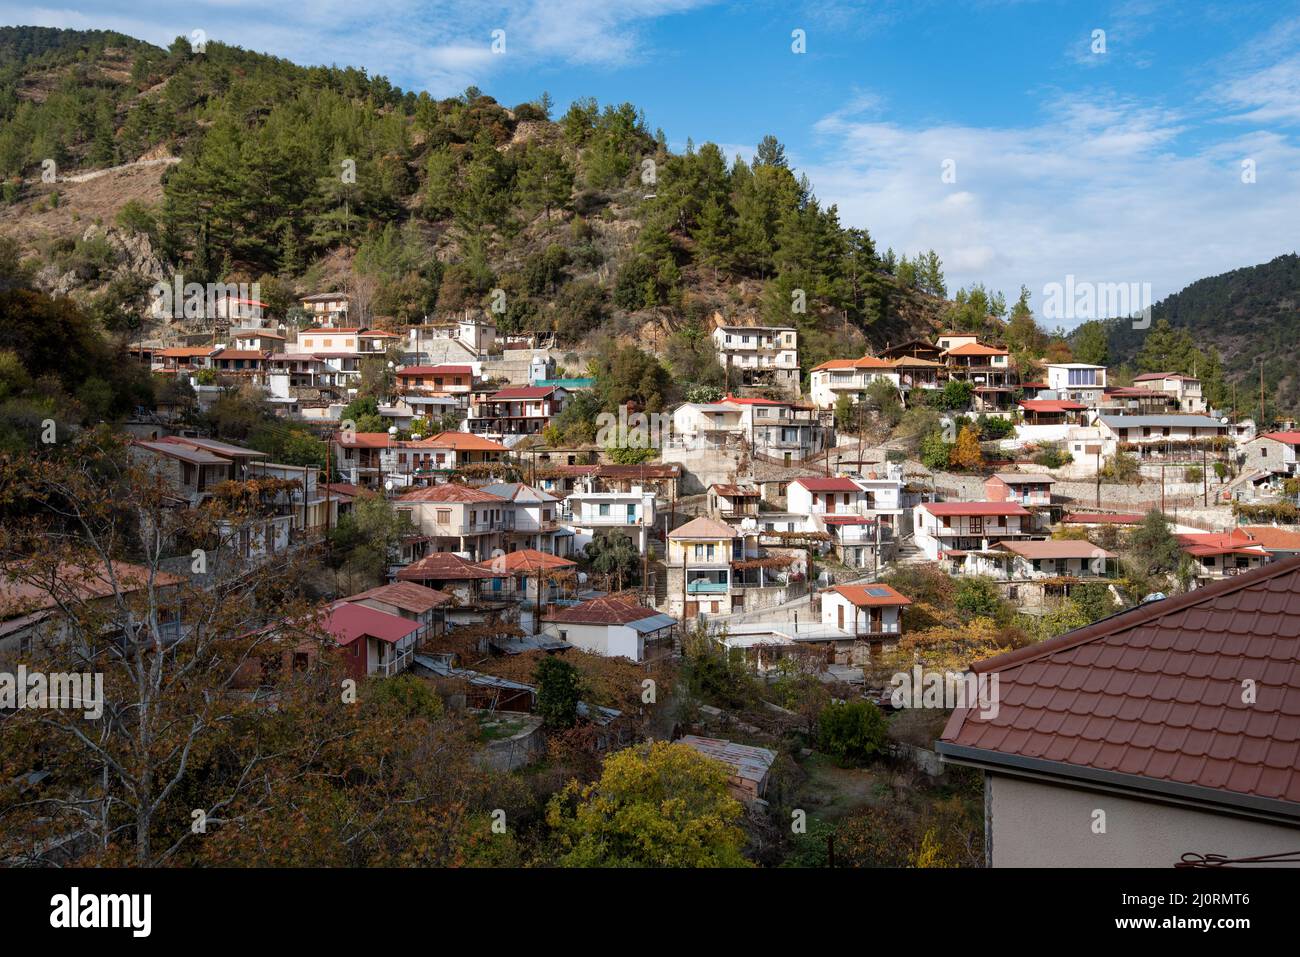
xmin=817 ymin=700 xmax=889 ymax=766
xmin=1033 ymin=443 xmax=1072 ymax=468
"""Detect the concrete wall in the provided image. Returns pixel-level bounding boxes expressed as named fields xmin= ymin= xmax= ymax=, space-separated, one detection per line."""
xmin=989 ymin=773 xmax=1300 ymax=868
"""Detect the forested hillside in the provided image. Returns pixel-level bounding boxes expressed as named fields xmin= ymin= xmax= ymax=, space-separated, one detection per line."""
xmin=0 ymin=26 xmax=970 ymax=373
xmin=2 ymin=25 xmax=1296 ymax=415
xmin=1100 ymin=254 xmax=1300 ymax=416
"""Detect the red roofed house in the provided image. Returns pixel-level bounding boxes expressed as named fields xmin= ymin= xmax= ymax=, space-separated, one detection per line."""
xmin=320 ymin=601 xmax=421 ymax=679
xmin=332 ymin=430 xmax=510 ymax=489
xmin=942 ymin=341 xmax=1014 ymax=411
xmin=1017 ymin=399 xmax=1088 ymax=426
xmin=475 ymin=548 xmax=577 ymax=608
xmin=467 ymin=385 xmax=569 ymax=440
xmin=913 ymin=501 xmax=1032 ymax=562
xmin=395 ymin=552 xmax=501 ymax=622
xmin=395 ymin=483 xmax=509 ymax=561
xmin=342 ymin=581 xmax=452 ymax=647
xmin=819 ymin=582 xmax=910 ymax=643
xmin=961 ymin=540 xmax=1118 ymax=610
xmin=785 ymin=476 xmax=868 ymax=515
xmin=1241 ymin=431 xmax=1300 ymax=485
xmin=984 ymin=472 xmax=1057 ymax=507
xmin=808 ymin=355 xmax=902 ymax=410
xmin=396 ymin=365 xmax=474 ymax=397
xmin=938 ymin=556 xmax=1300 ymax=867
xmin=539 ymin=593 xmax=676 ymax=661
xmin=1177 ymin=529 xmax=1272 ymax=587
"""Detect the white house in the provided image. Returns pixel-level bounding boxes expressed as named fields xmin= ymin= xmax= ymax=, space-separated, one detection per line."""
xmin=1132 ymin=372 xmax=1207 ymax=413
xmin=1045 ymin=363 xmax=1108 ymax=405
xmin=819 ymin=583 xmax=910 ymax=639
xmin=539 ymin=594 xmax=676 ymax=662
xmin=1096 ymin=414 xmax=1229 ymax=454
xmin=712 ymin=324 xmax=800 ymax=395
xmin=913 ymin=501 xmax=1032 ymax=561
xmin=562 ymin=482 xmax=656 ymax=553
xmin=808 ymin=356 xmax=901 ymax=410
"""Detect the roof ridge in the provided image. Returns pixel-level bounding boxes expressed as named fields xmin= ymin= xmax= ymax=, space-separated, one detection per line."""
xmin=970 ymin=552 xmax=1300 ymax=675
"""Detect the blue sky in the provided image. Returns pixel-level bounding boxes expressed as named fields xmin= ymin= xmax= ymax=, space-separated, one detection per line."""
xmin=6 ymin=0 xmax=1300 ymax=325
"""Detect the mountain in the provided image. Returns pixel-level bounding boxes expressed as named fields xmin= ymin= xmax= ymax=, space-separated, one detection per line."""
xmin=0 ymin=24 xmax=955 ymax=381
xmin=1100 ymin=253 xmax=1300 ymax=415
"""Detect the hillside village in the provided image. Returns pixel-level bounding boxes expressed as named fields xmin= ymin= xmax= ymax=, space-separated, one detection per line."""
xmin=3 ymin=26 xmax=1300 ymax=873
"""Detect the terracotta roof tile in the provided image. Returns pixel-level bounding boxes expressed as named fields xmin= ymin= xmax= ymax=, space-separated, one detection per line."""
xmin=940 ymin=555 xmax=1300 ymax=815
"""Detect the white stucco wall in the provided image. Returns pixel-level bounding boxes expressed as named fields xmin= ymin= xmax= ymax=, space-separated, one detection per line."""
xmin=989 ymin=772 xmax=1300 ymax=868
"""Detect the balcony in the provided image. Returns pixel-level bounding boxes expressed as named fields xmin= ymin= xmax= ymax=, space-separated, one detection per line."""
xmin=687 ymin=578 xmax=729 ymax=595
xmin=371 ymin=644 xmax=413 ymax=677
xmin=851 ymin=621 xmax=901 ymax=637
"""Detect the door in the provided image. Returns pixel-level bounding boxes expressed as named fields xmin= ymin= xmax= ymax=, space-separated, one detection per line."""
xmin=685 ymin=601 xmax=699 ymax=618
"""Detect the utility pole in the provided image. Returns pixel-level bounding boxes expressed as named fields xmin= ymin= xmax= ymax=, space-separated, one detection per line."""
xmin=1202 ymin=443 xmax=1208 ymax=506
xmin=1095 ymin=448 xmax=1101 ymax=507
xmin=1260 ymin=361 xmax=1266 ymax=428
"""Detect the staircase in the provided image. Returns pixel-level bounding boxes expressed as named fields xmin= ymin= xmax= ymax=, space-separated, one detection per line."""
xmin=651 ymin=560 xmax=668 ymax=606
xmin=895 ymin=535 xmax=929 ymax=566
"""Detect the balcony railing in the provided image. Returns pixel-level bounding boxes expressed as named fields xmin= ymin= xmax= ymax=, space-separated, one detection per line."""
xmin=371 ymin=645 xmax=413 ymax=677
xmin=576 ymin=513 xmax=644 ymax=526
xmin=852 ymin=621 xmax=901 ymax=636
xmin=687 ymin=579 xmax=729 ymax=594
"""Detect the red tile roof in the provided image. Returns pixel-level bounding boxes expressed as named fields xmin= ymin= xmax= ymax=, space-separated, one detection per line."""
xmin=1019 ymin=399 xmax=1087 ymax=413
xmin=791 ymin=477 xmax=861 ymax=493
xmin=488 ymin=386 xmax=555 ymax=400
xmin=1176 ymin=529 xmax=1270 ymax=558
xmin=477 ymin=549 xmax=576 ymax=574
xmin=542 ymin=593 xmax=663 ymax=625
xmin=828 ymin=583 xmax=911 ymax=607
xmin=945 ymin=342 xmax=1008 ymax=356
xmin=332 ymin=432 xmax=397 ymax=449
xmin=1259 ymin=431 xmax=1300 ymax=446
xmin=1241 ymin=526 xmax=1300 ymax=551
xmin=668 ymin=516 xmax=739 ymax=539
xmin=211 ymin=349 xmax=269 ymax=360
xmin=399 ymin=365 xmax=473 ymax=376
xmin=939 ymin=555 xmax=1300 ymax=816
xmin=412 ymin=432 xmax=509 ymax=452
xmin=395 ymin=552 xmax=497 ymax=581
xmin=921 ymin=501 xmax=1029 ymax=517
xmin=1062 ymin=511 xmax=1145 ymax=525
xmin=344 ymin=581 xmax=452 ymax=614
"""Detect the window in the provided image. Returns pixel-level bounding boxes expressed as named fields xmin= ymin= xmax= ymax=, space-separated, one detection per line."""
xmin=436 ymin=509 xmax=451 ymax=526
xmin=599 ymin=503 xmax=610 ymax=516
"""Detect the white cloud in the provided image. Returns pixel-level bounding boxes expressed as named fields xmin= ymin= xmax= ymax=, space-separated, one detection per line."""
xmin=0 ymin=0 xmax=721 ymax=96
xmin=803 ymin=90 xmax=1300 ymax=325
